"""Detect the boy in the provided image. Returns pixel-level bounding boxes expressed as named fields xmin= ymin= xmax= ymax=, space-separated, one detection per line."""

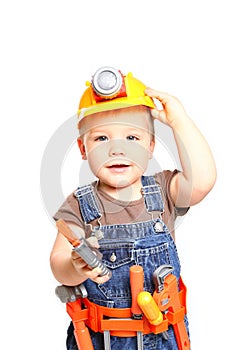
xmin=50 ymin=67 xmax=216 ymax=349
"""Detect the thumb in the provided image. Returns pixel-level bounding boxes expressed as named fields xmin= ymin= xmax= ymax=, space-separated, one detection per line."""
xmin=150 ymin=108 xmax=160 ymax=119
xmin=150 ymin=107 xmax=166 ymax=122
xmin=86 ymin=236 xmax=100 ymax=248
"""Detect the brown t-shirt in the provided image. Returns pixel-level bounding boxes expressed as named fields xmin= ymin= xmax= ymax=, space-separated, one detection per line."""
xmin=53 ymin=170 xmax=189 ymax=239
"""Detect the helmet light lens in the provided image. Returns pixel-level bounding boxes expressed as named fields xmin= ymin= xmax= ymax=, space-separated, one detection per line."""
xmin=92 ymin=67 xmax=123 ymax=98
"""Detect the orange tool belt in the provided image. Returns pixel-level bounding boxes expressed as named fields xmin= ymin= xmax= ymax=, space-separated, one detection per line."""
xmin=66 ymin=277 xmax=188 ymax=340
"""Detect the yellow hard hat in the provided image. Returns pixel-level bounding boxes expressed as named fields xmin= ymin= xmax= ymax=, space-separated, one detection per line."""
xmin=77 ymin=66 xmax=155 ymax=123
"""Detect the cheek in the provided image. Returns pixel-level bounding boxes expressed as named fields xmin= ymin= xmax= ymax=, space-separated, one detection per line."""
xmin=126 ymin=142 xmax=151 ymax=170
xmin=87 ymin=143 xmax=109 ymax=175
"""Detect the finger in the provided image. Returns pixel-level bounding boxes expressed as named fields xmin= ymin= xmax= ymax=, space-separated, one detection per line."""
xmin=88 ymin=267 xmax=103 ymax=278
xmin=86 ymin=236 xmax=100 ymax=248
xmin=145 ymin=87 xmax=171 ymax=101
xmin=150 ymin=108 xmax=166 ymax=121
xmin=73 ymin=259 xmax=90 ymax=272
xmin=86 ymin=267 xmax=110 ymax=284
xmin=71 ymin=251 xmax=90 ymax=269
xmin=92 ymin=274 xmax=110 ymax=284
xmin=71 ymin=250 xmax=81 ymax=260
xmin=145 ymin=87 xmax=176 ymax=112
xmin=146 ymin=87 xmax=182 ymax=111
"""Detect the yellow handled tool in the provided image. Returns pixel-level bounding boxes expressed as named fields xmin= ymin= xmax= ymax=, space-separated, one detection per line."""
xmin=137 ymin=291 xmax=163 ymax=326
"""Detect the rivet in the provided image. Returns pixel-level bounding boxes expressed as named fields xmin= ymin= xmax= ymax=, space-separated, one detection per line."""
xmin=109 ymin=252 xmax=117 ymax=262
xmin=154 ymin=221 xmax=164 ymax=232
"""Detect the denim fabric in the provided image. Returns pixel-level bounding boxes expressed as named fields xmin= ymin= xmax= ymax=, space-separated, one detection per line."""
xmin=67 ymin=176 xmax=189 ymax=349
xmin=74 ymin=184 xmax=101 ymax=223
xmin=67 ymin=320 xmax=190 ymax=350
xmin=141 ymin=175 xmax=164 ymax=212
xmin=85 ymin=219 xmax=181 ymax=308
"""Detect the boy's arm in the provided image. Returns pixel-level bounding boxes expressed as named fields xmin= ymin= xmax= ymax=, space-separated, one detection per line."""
xmin=146 ymin=88 xmax=217 ymax=207
xmin=50 ymin=226 xmax=109 ymax=286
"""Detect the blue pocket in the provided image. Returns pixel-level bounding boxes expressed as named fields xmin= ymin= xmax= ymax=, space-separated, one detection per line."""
xmin=100 ymin=241 xmax=135 ymax=269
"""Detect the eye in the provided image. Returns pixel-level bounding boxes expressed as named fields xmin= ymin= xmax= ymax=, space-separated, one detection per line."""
xmin=95 ymin=135 xmax=108 ymax=141
xmin=126 ymin=135 xmax=139 ymax=141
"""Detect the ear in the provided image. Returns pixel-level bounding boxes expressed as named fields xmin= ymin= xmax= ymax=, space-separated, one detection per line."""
xmin=149 ymin=138 xmax=155 ymax=159
xmin=77 ymin=138 xmax=87 ymax=160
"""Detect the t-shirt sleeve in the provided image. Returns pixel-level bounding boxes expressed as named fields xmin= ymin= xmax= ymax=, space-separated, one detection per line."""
xmin=53 ymin=192 xmax=84 ymax=228
xmin=155 ymin=170 xmax=189 ymax=218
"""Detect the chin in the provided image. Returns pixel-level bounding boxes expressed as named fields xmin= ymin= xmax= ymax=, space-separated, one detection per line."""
xmin=103 ymin=175 xmax=142 ymax=189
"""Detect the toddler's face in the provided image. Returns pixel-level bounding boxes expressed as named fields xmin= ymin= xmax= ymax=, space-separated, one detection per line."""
xmin=78 ymin=106 xmax=155 ymax=189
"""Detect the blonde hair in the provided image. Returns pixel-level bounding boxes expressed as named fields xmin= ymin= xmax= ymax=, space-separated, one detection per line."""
xmin=78 ymin=105 xmax=155 ymax=140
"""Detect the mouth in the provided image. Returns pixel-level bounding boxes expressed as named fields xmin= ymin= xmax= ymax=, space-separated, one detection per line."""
xmin=108 ymin=164 xmax=130 ymax=168
xmin=106 ymin=163 xmax=131 ymax=173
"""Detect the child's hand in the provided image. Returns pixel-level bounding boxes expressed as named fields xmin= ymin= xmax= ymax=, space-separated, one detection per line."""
xmin=71 ymin=249 xmax=110 ymax=284
xmin=145 ymin=87 xmax=187 ymax=127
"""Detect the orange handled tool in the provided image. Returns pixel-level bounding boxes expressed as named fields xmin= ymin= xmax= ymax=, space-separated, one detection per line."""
xmin=130 ymin=265 xmax=144 ymax=350
xmin=56 ymin=283 xmax=94 ymax=350
xmin=56 ymin=219 xmax=112 ymax=278
xmin=56 ymin=218 xmax=81 ymax=246
xmin=130 ymin=265 xmax=144 ymax=319
xmin=67 ymin=300 xmax=94 ymax=350
xmin=153 ymin=265 xmax=190 ymax=350
xmin=74 ymin=320 xmax=94 ymax=350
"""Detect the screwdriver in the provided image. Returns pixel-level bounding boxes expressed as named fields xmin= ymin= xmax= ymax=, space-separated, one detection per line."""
xmin=56 ymin=219 xmax=112 ymax=278
xmin=130 ymin=265 xmax=144 ymax=350
xmin=137 ymin=291 xmax=163 ymax=326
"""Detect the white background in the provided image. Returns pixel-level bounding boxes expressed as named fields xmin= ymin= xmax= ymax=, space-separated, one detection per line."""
xmin=0 ymin=0 xmax=232 ymax=349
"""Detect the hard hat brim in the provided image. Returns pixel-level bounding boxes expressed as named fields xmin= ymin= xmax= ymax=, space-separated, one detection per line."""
xmin=78 ymin=95 xmax=155 ymax=121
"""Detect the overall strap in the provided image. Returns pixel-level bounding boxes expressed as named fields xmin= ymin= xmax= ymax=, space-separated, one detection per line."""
xmin=74 ymin=184 xmax=101 ymax=224
xmin=141 ymin=175 xmax=164 ymax=213
xmin=74 ymin=176 xmax=164 ymax=223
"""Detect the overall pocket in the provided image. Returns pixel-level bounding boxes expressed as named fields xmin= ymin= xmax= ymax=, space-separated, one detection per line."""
xmin=135 ymin=241 xmax=172 ymax=293
xmin=97 ymin=240 xmax=136 ymax=308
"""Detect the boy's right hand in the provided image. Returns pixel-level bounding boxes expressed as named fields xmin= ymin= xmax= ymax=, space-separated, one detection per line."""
xmin=145 ymin=87 xmax=188 ymax=127
xmin=71 ymin=250 xmax=110 ymax=284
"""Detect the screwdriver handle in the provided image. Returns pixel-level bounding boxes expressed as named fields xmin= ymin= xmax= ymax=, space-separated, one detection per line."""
xmin=130 ymin=265 xmax=144 ymax=318
xmin=56 ymin=219 xmax=80 ymax=244
xmin=137 ymin=291 xmax=163 ymax=326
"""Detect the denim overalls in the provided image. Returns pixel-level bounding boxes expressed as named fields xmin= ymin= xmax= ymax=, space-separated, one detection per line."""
xmin=66 ymin=175 xmax=189 ymax=350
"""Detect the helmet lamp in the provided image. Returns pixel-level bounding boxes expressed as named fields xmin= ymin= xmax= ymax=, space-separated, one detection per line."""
xmin=92 ymin=67 xmax=124 ymax=99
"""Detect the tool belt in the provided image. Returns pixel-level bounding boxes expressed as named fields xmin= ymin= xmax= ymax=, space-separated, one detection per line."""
xmin=56 ymin=265 xmax=190 ymax=350
xmin=66 ymin=276 xmax=187 ymax=338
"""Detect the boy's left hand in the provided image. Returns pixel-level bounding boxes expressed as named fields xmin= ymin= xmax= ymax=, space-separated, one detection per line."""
xmin=145 ymin=87 xmax=187 ymax=127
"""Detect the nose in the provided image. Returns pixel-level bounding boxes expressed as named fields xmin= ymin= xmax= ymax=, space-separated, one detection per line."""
xmin=108 ymin=140 xmax=126 ymax=157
